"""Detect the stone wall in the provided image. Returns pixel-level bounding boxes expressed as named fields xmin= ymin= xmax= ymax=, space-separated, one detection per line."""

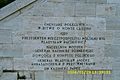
xmin=0 ymin=0 xmax=120 ymax=80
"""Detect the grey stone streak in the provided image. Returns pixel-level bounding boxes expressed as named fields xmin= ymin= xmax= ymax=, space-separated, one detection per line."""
xmin=0 ymin=73 xmax=17 ymax=80
xmin=87 ymin=0 xmax=107 ymax=3
xmin=106 ymin=16 xmax=120 ymax=30
xmin=48 ymin=0 xmax=87 ymax=3
xmin=0 ymin=0 xmax=37 ymax=21
xmin=0 ymin=29 xmax=12 ymax=43
xmin=75 ymin=3 xmax=96 ymax=17
xmin=96 ymin=4 xmax=116 ymax=17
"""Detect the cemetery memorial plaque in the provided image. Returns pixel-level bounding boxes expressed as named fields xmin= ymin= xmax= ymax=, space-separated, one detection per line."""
xmin=20 ymin=17 xmax=111 ymax=71
xmin=1 ymin=0 xmax=120 ymax=80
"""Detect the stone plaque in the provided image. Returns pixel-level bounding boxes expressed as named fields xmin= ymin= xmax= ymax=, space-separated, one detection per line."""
xmin=13 ymin=17 xmax=111 ymax=71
